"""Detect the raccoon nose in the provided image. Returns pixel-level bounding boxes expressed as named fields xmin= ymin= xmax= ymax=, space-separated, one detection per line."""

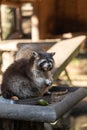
xmin=48 ymin=63 xmax=53 ymax=70
xmin=48 ymin=64 xmax=52 ymax=68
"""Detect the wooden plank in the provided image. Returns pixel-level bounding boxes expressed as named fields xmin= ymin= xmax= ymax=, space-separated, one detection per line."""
xmin=1 ymin=0 xmax=36 ymax=7
xmin=0 ymin=39 xmax=58 ymax=51
xmin=47 ymin=35 xmax=86 ymax=79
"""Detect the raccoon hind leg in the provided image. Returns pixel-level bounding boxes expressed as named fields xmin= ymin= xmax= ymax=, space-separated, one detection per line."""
xmin=2 ymin=89 xmax=18 ymax=100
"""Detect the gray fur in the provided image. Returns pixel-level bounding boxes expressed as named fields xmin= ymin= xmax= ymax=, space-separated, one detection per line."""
xmin=1 ymin=51 xmax=55 ymax=99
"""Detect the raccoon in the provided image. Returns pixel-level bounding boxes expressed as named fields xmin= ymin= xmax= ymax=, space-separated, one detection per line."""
xmin=1 ymin=51 xmax=55 ymax=99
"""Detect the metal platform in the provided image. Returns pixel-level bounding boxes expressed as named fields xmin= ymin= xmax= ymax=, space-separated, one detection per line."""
xmin=0 ymin=86 xmax=87 ymax=123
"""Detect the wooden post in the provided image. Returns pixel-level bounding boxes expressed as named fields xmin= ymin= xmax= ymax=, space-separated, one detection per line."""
xmin=0 ymin=5 xmax=3 ymax=40
xmin=0 ymin=119 xmax=44 ymax=130
xmin=16 ymin=7 xmax=22 ymax=34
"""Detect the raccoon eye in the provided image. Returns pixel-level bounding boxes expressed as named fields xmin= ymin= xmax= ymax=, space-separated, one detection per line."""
xmin=38 ymin=59 xmax=47 ymax=66
xmin=49 ymin=59 xmax=54 ymax=63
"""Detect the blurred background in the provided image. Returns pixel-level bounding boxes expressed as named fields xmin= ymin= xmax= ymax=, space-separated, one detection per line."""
xmin=0 ymin=0 xmax=87 ymax=130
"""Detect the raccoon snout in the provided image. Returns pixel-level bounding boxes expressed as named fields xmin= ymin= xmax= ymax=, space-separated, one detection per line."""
xmin=45 ymin=79 xmax=52 ymax=86
xmin=48 ymin=63 xmax=53 ymax=70
xmin=42 ymin=63 xmax=53 ymax=71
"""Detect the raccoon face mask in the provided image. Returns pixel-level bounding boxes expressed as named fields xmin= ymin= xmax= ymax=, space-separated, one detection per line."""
xmin=35 ymin=52 xmax=55 ymax=71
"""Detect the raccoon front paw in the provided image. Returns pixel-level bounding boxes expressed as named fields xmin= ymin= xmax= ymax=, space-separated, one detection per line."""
xmin=45 ymin=79 xmax=52 ymax=86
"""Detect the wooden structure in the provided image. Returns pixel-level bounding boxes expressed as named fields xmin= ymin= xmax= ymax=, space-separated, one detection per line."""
xmin=1 ymin=0 xmax=36 ymax=6
xmin=1 ymin=0 xmax=87 ymax=40
xmin=47 ymin=36 xmax=86 ymax=80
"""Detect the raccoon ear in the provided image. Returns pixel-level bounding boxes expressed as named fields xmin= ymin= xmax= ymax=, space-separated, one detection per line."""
xmin=51 ymin=52 xmax=55 ymax=57
xmin=32 ymin=51 xmax=38 ymax=58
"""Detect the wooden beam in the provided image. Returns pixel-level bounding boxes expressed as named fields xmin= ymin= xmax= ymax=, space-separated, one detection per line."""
xmin=1 ymin=0 xmax=38 ymax=7
xmin=1 ymin=1 xmax=21 ymax=7
xmin=0 ymin=39 xmax=57 ymax=51
xmin=47 ymin=35 xmax=86 ymax=80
